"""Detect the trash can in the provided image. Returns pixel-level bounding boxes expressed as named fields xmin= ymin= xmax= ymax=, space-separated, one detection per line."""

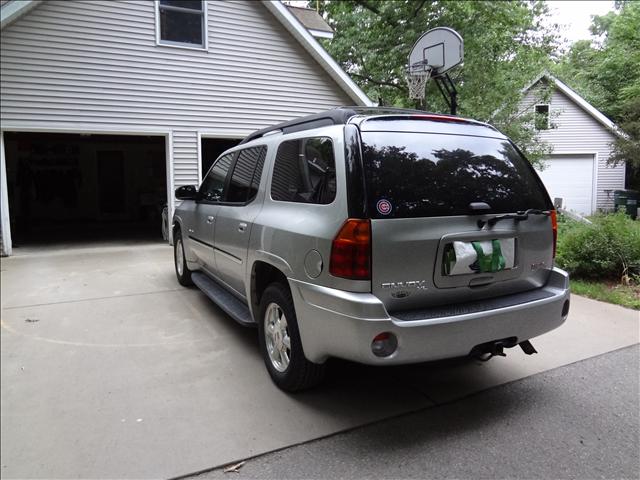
xmin=613 ymin=190 xmax=638 ymax=219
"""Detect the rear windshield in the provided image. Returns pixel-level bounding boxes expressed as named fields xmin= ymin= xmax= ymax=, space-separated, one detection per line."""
xmin=361 ymin=131 xmax=552 ymax=219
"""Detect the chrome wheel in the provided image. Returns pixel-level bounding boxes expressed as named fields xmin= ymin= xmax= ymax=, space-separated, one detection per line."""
xmin=264 ymin=302 xmax=291 ymax=372
xmin=175 ymin=238 xmax=184 ymax=276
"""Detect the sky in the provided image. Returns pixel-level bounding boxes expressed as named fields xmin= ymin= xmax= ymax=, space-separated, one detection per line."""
xmin=545 ymin=0 xmax=616 ymax=45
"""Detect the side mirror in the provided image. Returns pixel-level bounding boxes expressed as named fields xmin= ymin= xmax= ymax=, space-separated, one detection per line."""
xmin=175 ymin=185 xmax=198 ymax=200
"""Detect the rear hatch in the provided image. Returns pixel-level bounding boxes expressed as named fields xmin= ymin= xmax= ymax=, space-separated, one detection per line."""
xmin=358 ymin=117 xmax=555 ymax=313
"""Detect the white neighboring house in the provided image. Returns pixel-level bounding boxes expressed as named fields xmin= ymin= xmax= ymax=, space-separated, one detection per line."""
xmin=521 ymin=73 xmax=625 ymax=216
xmin=0 ymin=0 xmax=372 ymax=256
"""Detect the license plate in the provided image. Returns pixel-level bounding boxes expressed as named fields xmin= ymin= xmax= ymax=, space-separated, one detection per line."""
xmin=444 ymin=238 xmax=515 ymax=276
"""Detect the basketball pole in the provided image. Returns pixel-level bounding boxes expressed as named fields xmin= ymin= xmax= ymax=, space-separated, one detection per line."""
xmin=434 ymin=73 xmax=458 ymax=116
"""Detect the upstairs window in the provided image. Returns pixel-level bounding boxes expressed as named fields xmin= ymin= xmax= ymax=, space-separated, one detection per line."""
xmin=157 ymin=1 xmax=206 ymax=49
xmin=535 ymin=104 xmax=550 ymax=130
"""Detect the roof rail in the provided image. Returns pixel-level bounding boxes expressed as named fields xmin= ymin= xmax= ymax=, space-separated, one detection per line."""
xmin=239 ymin=107 xmax=492 ymax=144
xmin=239 ymin=107 xmax=428 ymax=144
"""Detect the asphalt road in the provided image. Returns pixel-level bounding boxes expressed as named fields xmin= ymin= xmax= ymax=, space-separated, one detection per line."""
xmin=188 ymin=345 xmax=640 ymax=480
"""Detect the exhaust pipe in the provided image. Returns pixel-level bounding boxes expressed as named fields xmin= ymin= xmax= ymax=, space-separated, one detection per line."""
xmin=470 ymin=337 xmax=516 ymax=361
xmin=470 ymin=337 xmax=538 ymax=361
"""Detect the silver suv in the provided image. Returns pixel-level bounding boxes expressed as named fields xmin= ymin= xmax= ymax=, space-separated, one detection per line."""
xmin=172 ymin=107 xmax=570 ymax=391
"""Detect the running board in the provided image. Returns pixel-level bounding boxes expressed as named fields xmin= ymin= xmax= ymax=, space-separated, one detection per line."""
xmin=191 ymin=272 xmax=255 ymax=327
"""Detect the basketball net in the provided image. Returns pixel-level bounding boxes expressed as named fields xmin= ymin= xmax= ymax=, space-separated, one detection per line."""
xmin=406 ymin=67 xmax=432 ymax=100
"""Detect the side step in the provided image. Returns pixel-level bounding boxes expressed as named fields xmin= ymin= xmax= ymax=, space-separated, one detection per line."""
xmin=191 ymin=272 xmax=255 ymax=327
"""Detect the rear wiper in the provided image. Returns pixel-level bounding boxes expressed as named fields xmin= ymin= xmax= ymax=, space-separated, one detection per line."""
xmin=478 ymin=209 xmax=551 ymax=229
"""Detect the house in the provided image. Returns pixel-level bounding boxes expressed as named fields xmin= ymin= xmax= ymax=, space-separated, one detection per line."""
xmin=0 ymin=0 xmax=372 ymax=256
xmin=521 ymin=73 xmax=625 ymax=216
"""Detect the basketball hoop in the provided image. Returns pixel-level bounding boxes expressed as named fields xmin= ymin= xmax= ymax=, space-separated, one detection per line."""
xmin=406 ymin=66 xmax=432 ymax=100
xmin=406 ymin=27 xmax=464 ymax=110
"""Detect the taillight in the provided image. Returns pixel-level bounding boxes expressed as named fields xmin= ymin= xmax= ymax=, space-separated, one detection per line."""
xmin=551 ymin=210 xmax=558 ymax=258
xmin=329 ymin=219 xmax=371 ymax=280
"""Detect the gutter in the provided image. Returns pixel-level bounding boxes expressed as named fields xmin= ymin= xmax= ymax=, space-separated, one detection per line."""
xmin=1 ymin=0 xmax=41 ymax=30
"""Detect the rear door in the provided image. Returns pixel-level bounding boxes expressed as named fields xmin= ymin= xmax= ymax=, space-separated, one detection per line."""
xmin=213 ymin=146 xmax=267 ymax=297
xmin=359 ymin=120 xmax=555 ymax=313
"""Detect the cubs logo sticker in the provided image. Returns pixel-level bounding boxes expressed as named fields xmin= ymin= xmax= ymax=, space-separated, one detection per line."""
xmin=376 ymin=199 xmax=392 ymax=215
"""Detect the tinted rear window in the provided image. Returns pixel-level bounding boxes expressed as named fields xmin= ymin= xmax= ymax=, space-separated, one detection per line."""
xmin=361 ymin=132 xmax=552 ymax=219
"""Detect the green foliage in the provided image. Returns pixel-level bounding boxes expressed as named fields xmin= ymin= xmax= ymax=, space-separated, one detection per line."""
xmin=318 ymin=0 xmax=558 ymax=165
xmin=552 ymin=40 xmax=609 ymax=109
xmin=556 ymin=212 xmax=640 ymax=282
xmin=553 ymin=1 xmax=640 ymax=122
xmin=608 ymin=99 xmax=640 ymax=190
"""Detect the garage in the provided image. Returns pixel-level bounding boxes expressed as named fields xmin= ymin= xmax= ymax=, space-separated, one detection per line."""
xmin=3 ymin=132 xmax=167 ymax=248
xmin=536 ymin=154 xmax=595 ymax=215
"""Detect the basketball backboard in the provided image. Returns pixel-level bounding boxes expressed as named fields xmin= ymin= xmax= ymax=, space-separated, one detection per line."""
xmin=408 ymin=27 xmax=464 ymax=76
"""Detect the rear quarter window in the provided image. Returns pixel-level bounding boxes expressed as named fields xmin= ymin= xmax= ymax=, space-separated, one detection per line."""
xmin=361 ymin=131 xmax=552 ymax=218
xmin=270 ymin=137 xmax=336 ymax=205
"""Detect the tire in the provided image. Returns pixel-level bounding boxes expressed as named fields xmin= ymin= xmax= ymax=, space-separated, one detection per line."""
xmin=174 ymin=230 xmax=193 ymax=286
xmin=258 ymin=283 xmax=325 ymax=392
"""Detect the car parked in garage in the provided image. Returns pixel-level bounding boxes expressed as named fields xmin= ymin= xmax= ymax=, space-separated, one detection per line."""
xmin=172 ymin=107 xmax=570 ymax=391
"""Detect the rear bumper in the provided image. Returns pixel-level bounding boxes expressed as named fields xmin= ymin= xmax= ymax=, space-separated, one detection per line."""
xmin=290 ymin=268 xmax=570 ymax=365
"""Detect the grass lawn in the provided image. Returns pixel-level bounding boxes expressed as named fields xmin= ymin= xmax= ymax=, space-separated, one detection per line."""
xmin=571 ymin=279 xmax=640 ymax=310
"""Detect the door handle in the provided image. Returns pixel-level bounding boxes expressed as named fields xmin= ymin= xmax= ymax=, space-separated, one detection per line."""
xmin=238 ymin=222 xmax=248 ymax=232
xmin=206 ymin=216 xmax=215 ymax=224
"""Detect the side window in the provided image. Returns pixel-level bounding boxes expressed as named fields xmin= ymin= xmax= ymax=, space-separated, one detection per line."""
xmin=227 ymin=146 xmax=267 ymax=203
xmin=271 ymin=137 xmax=336 ymax=204
xmin=199 ymin=154 xmax=233 ymax=202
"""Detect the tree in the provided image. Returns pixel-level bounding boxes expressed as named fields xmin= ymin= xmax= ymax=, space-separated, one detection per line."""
xmin=609 ymin=99 xmax=640 ymax=190
xmin=317 ymin=0 xmax=559 ymax=165
xmin=554 ymin=1 xmax=640 ymax=122
xmin=554 ymin=2 xmax=640 ymax=186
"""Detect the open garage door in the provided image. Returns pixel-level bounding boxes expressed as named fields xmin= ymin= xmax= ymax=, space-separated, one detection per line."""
xmin=4 ymin=132 xmax=167 ymax=249
xmin=536 ymin=154 xmax=595 ymax=216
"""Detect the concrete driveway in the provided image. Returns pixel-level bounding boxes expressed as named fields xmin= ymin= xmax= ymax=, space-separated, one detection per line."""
xmin=1 ymin=243 xmax=638 ymax=479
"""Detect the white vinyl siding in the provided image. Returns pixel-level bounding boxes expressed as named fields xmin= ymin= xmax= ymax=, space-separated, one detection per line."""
xmin=522 ymin=85 xmax=624 ymax=211
xmin=172 ymin=130 xmax=199 ymax=189
xmin=0 ymin=0 xmax=354 ymax=194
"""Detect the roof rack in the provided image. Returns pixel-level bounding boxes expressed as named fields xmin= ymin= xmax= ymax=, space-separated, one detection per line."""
xmin=239 ymin=107 xmax=491 ymax=144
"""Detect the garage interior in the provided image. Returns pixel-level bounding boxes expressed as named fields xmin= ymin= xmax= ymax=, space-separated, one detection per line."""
xmin=4 ymin=132 xmax=167 ymax=248
xmin=201 ymin=138 xmax=241 ymax=179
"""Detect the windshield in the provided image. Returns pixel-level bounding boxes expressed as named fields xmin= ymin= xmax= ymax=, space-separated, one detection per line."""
xmin=361 ymin=131 xmax=552 ymax=219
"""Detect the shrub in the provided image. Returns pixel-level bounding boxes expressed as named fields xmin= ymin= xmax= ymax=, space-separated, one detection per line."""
xmin=556 ymin=212 xmax=640 ymax=282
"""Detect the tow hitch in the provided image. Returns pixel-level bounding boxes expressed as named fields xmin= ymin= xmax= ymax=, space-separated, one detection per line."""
xmin=470 ymin=337 xmax=538 ymax=361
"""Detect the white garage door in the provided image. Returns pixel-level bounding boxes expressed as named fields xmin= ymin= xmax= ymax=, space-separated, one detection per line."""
xmin=536 ymin=154 xmax=595 ymax=215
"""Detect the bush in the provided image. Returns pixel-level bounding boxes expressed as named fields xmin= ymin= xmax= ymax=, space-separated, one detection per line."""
xmin=556 ymin=212 xmax=640 ymax=282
